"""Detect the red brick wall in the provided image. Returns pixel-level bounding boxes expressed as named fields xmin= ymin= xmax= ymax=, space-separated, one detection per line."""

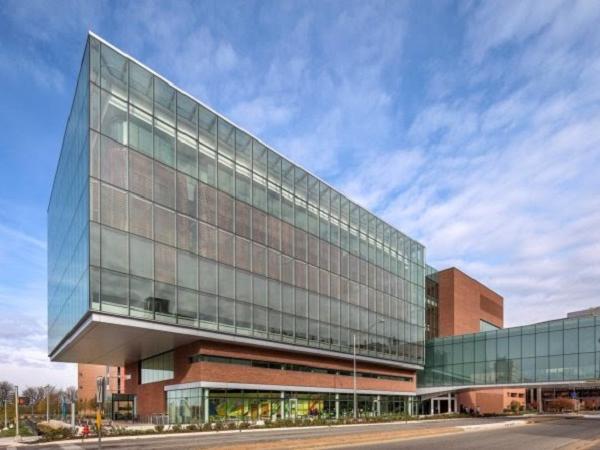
xmin=438 ymin=267 xmax=503 ymax=337
xmin=125 ymin=341 xmax=417 ymax=417
xmin=436 ymin=267 xmax=524 ymax=413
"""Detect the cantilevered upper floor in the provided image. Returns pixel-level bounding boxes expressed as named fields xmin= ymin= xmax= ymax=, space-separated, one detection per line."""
xmin=48 ymin=33 xmax=427 ymax=371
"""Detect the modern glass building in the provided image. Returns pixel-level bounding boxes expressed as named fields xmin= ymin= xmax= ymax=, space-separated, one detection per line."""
xmin=51 ymin=33 xmax=600 ymax=424
xmin=49 ymin=33 xmax=425 ymax=422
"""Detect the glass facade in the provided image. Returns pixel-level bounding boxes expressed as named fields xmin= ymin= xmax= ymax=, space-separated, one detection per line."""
xmin=167 ymin=388 xmax=410 ymax=424
xmin=83 ymin=34 xmax=426 ymax=365
xmin=48 ymin=40 xmax=90 ymax=353
xmin=425 ymin=265 xmax=439 ymax=340
xmin=419 ymin=316 xmax=600 ymax=387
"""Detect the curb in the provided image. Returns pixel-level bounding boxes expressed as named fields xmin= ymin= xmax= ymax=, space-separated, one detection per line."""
xmin=459 ymin=420 xmax=529 ymax=432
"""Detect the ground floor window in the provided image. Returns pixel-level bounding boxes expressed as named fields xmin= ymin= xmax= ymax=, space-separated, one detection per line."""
xmin=166 ymin=388 xmax=411 ymax=424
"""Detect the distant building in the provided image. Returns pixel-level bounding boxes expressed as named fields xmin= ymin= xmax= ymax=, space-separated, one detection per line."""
xmin=567 ymin=307 xmax=600 ymax=318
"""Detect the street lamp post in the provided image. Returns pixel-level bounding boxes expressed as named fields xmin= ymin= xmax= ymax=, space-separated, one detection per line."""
xmin=353 ymin=319 xmax=385 ymax=419
xmin=14 ymin=385 xmax=20 ymax=442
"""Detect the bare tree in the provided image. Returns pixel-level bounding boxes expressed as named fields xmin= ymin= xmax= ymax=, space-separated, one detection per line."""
xmin=22 ymin=386 xmax=46 ymax=416
xmin=0 ymin=381 xmax=12 ymax=427
xmin=64 ymin=386 xmax=77 ymax=403
xmin=0 ymin=381 xmax=11 ymax=404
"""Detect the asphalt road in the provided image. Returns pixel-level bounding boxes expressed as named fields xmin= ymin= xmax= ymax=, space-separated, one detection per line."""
xmin=354 ymin=417 xmax=600 ymax=450
xmin=3 ymin=416 xmax=599 ymax=450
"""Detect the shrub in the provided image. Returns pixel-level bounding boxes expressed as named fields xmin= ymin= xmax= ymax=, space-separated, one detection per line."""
xmin=238 ymin=421 xmax=251 ymax=429
xmin=213 ymin=421 xmax=224 ymax=431
xmin=154 ymin=424 xmax=164 ymax=433
xmin=186 ymin=424 xmax=199 ymax=432
xmin=172 ymin=424 xmax=182 ymax=432
xmin=37 ymin=423 xmax=76 ymax=442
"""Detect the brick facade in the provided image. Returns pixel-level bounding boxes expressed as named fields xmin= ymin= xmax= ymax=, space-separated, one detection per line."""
xmin=437 ymin=267 xmax=524 ymax=413
xmin=125 ymin=340 xmax=417 ymax=417
xmin=438 ymin=267 xmax=503 ymax=337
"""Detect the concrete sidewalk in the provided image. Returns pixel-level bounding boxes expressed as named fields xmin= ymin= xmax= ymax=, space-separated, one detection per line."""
xmin=11 ymin=417 xmax=531 ymax=449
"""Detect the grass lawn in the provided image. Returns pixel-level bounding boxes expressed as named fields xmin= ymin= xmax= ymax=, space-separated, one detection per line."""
xmin=0 ymin=422 xmax=34 ymax=437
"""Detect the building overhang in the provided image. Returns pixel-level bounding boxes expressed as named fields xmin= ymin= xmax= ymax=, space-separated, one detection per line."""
xmin=50 ymin=312 xmax=424 ymax=372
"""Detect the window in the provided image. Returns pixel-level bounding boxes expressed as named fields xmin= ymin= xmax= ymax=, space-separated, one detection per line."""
xmin=178 ymin=250 xmax=198 ymax=290
xmin=100 ymin=135 xmax=128 ymax=189
xmin=219 ymin=265 xmax=235 ymax=299
xmin=101 ymin=226 xmax=128 ymax=273
xmin=154 ymin=282 xmax=176 ymax=320
xmin=155 ymin=243 xmax=176 ymax=284
xmin=154 ymin=162 xmax=175 ymax=208
xmin=235 ymin=129 xmax=252 ymax=168
xmin=154 ymin=77 xmax=175 ymax=126
xmin=101 ymin=269 xmax=129 ymax=310
xmin=177 ymin=92 xmax=198 ymax=138
xmin=154 ymin=119 xmax=175 ymax=167
xmin=199 ymin=292 xmax=217 ymax=323
xmin=129 ymin=194 xmax=152 ymax=238
xmin=141 ymin=352 xmax=174 ymax=384
xmin=101 ymin=90 xmax=128 ymax=145
xmin=154 ymin=205 xmax=175 ymax=246
xmin=198 ymin=258 xmax=217 ymax=294
xmin=130 ymin=235 xmax=154 ymax=279
xmin=101 ymin=183 xmax=128 ymax=231
xmin=198 ymin=222 xmax=217 ymax=260
xmin=129 ymin=105 xmax=153 ymax=156
xmin=177 ymin=214 xmax=197 ymax=253
xmin=198 ymin=105 xmax=216 ymax=149
xmin=129 ymin=150 xmax=153 ymax=199
xmin=130 ymin=276 xmax=153 ymax=318
xmin=177 ymin=132 xmax=197 ymax=177
xmin=176 ymin=173 xmax=197 ymax=217
xmin=198 ymin=146 xmax=216 ymax=186
xmin=217 ymin=118 xmax=235 ymax=159
xmin=100 ymin=43 xmax=128 ymax=99
xmin=198 ymin=183 xmax=217 ymax=224
xmin=129 ymin=61 xmax=153 ymax=113
xmin=480 ymin=320 xmax=500 ymax=332
xmin=178 ymin=288 xmax=198 ymax=326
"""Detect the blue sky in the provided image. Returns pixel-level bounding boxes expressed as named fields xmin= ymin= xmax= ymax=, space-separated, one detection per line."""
xmin=1 ymin=0 xmax=599 ymax=388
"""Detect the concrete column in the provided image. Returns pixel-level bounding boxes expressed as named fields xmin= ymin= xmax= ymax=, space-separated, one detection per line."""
xmin=335 ymin=393 xmax=340 ymax=420
xmin=447 ymin=393 xmax=451 ymax=414
xmin=203 ymin=389 xmax=210 ymax=424
xmin=376 ymin=395 xmax=381 ymax=416
xmin=280 ymin=392 xmax=285 ymax=420
xmin=537 ymin=388 xmax=543 ymax=413
xmin=430 ymin=399 xmax=434 ymax=415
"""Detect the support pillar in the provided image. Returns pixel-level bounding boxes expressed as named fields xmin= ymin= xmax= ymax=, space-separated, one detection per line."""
xmin=280 ymin=392 xmax=285 ymax=420
xmin=335 ymin=393 xmax=339 ymax=420
xmin=203 ymin=389 xmax=210 ymax=424
xmin=537 ymin=388 xmax=543 ymax=414
xmin=430 ymin=399 xmax=434 ymax=415
xmin=376 ymin=395 xmax=381 ymax=416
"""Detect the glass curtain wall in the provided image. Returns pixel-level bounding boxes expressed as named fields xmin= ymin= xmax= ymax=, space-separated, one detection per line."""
xmin=86 ymin=34 xmax=426 ymax=365
xmin=419 ymin=316 xmax=600 ymax=387
xmin=167 ymin=388 xmax=410 ymax=423
xmin=425 ymin=265 xmax=439 ymax=340
xmin=48 ymin=40 xmax=90 ymax=353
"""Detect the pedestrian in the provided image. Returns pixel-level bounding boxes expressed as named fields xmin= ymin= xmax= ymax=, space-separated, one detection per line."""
xmin=82 ymin=422 xmax=90 ymax=442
